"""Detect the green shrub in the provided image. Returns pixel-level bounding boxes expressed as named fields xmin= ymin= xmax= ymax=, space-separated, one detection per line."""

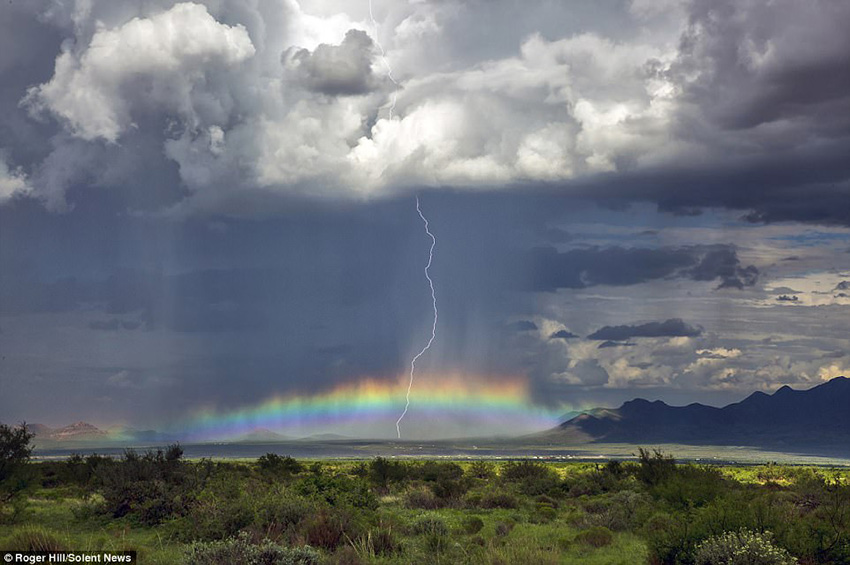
xmin=185 ymin=532 xmax=320 ymax=565
xmin=257 ymin=454 xmax=303 ymax=478
xmin=412 ymin=516 xmax=449 ymax=553
xmin=350 ymin=527 xmax=398 ymax=557
xmin=305 ymin=510 xmax=354 ymax=551
xmin=636 ymin=448 xmax=676 ymax=486
xmin=292 ymin=473 xmax=377 ymax=511
xmin=0 ymin=422 xmax=35 ymax=520
xmin=494 ymin=521 xmax=513 ymax=537
xmin=695 ymin=530 xmax=797 ymax=565
xmin=462 ymin=516 xmax=485 ymax=534
xmin=404 ymin=487 xmax=444 ymax=509
xmin=96 ymin=445 xmax=200 ymax=525
xmin=412 ymin=515 xmax=449 ymax=537
xmin=501 ymin=460 xmax=550 ymax=481
xmin=479 ymin=491 xmax=519 ymax=509
xmin=186 ymin=473 xmax=256 ymax=540
xmin=428 ymin=476 xmax=469 ymax=500
xmin=4 ymin=526 xmax=67 ymax=552
xmin=468 ymin=461 xmax=495 ymax=480
xmin=0 ymin=423 xmax=34 ymax=482
xmin=574 ymin=526 xmax=614 ymax=548
xmin=501 ymin=460 xmax=560 ymax=495
xmin=367 ymin=457 xmax=409 ymax=490
xmin=583 ymin=490 xmax=652 ymax=531
xmin=654 ymin=465 xmax=727 ymax=509
xmin=531 ymin=503 xmax=557 ymax=523
xmin=255 ymin=488 xmax=313 ymax=532
xmin=419 ymin=461 xmax=464 ymax=482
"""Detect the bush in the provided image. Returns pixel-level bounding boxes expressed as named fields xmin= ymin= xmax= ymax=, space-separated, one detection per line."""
xmin=412 ymin=516 xmax=449 ymax=553
xmin=468 ymin=461 xmax=494 ymax=480
xmin=60 ymin=454 xmax=113 ymax=488
xmin=255 ymin=488 xmax=313 ymax=533
xmin=654 ymin=465 xmax=727 ymax=509
xmin=695 ymin=530 xmax=797 ymax=565
xmin=494 ymin=522 xmax=513 ymax=537
xmin=583 ymin=490 xmax=652 ymax=531
xmin=462 ymin=516 xmax=484 ymax=534
xmin=412 ymin=515 xmax=449 ymax=537
xmin=185 ymin=532 xmax=320 ymax=565
xmin=0 ymin=422 xmax=35 ymax=520
xmin=500 ymin=460 xmax=560 ymax=495
xmin=367 ymin=457 xmax=409 ymax=490
xmin=404 ymin=487 xmax=444 ymax=510
xmin=96 ymin=445 xmax=200 ymax=525
xmin=637 ymin=448 xmax=676 ymax=486
xmin=292 ymin=474 xmax=377 ymax=511
xmin=257 ymin=454 xmax=303 ymax=477
xmin=350 ymin=527 xmax=398 ymax=558
xmin=574 ymin=526 xmax=614 ymax=548
xmin=585 ymin=460 xmax=631 ymax=493
xmin=305 ymin=510 xmax=357 ymax=551
xmin=428 ymin=477 xmax=469 ymax=500
xmin=479 ymin=491 xmax=519 ymax=509
xmin=531 ymin=503 xmax=557 ymax=524
xmin=0 ymin=422 xmax=34 ymax=482
xmin=501 ymin=460 xmax=547 ymax=480
xmin=185 ymin=471 xmax=258 ymax=540
xmin=4 ymin=526 xmax=67 ymax=552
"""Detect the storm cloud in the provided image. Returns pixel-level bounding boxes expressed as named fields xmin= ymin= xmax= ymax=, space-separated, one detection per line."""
xmin=525 ymin=245 xmax=758 ymax=291
xmin=0 ymin=0 xmax=845 ymax=221
xmin=2 ymin=1 xmax=850 ymax=436
xmin=588 ymin=319 xmax=703 ymax=341
xmin=285 ymin=29 xmax=378 ymax=96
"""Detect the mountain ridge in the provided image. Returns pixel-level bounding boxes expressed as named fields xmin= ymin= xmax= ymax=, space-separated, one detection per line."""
xmin=544 ymin=377 xmax=850 ymax=450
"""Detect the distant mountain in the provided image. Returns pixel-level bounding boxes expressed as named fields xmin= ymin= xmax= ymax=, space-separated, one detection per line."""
xmin=234 ymin=428 xmax=292 ymax=442
xmin=543 ymin=377 xmax=850 ymax=451
xmin=30 ymin=421 xmax=107 ymax=442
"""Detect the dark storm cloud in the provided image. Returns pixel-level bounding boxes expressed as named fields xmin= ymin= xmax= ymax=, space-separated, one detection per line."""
xmin=0 ymin=190 xmax=534 ymax=417
xmin=507 ymin=320 xmax=538 ymax=332
xmin=550 ymin=330 xmax=578 ymax=340
xmin=0 ymin=0 xmax=844 ymax=222
xmin=525 ymin=244 xmax=758 ymax=291
xmin=687 ymin=246 xmax=759 ymax=290
xmin=588 ymin=318 xmax=702 ymax=341
xmin=3 ymin=0 xmax=850 ymax=434
xmin=673 ymin=0 xmax=850 ymax=132
xmin=284 ymin=29 xmax=378 ymax=96
xmin=598 ymin=341 xmax=635 ymax=349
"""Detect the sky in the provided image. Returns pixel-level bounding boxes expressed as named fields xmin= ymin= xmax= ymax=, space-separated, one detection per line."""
xmin=1 ymin=0 xmax=850 ymax=440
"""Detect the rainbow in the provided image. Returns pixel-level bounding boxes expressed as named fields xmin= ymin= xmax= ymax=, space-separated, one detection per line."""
xmin=178 ymin=373 xmax=564 ymax=441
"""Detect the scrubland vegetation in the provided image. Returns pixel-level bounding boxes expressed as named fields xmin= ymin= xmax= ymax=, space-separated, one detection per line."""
xmin=2 ymin=424 xmax=850 ymax=564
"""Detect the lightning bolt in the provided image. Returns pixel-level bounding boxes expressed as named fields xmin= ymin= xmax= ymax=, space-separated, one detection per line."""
xmin=368 ymin=0 xmax=399 ymax=119
xmin=366 ymin=2 xmax=432 ymax=438
xmin=396 ymin=196 xmax=438 ymax=439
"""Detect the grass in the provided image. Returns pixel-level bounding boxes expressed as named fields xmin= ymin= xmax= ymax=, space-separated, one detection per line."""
xmin=2 ymin=493 xmax=644 ymax=564
xmin=3 ymin=490 xmax=183 ymax=564
xmin=3 ymin=454 xmax=850 ymax=564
